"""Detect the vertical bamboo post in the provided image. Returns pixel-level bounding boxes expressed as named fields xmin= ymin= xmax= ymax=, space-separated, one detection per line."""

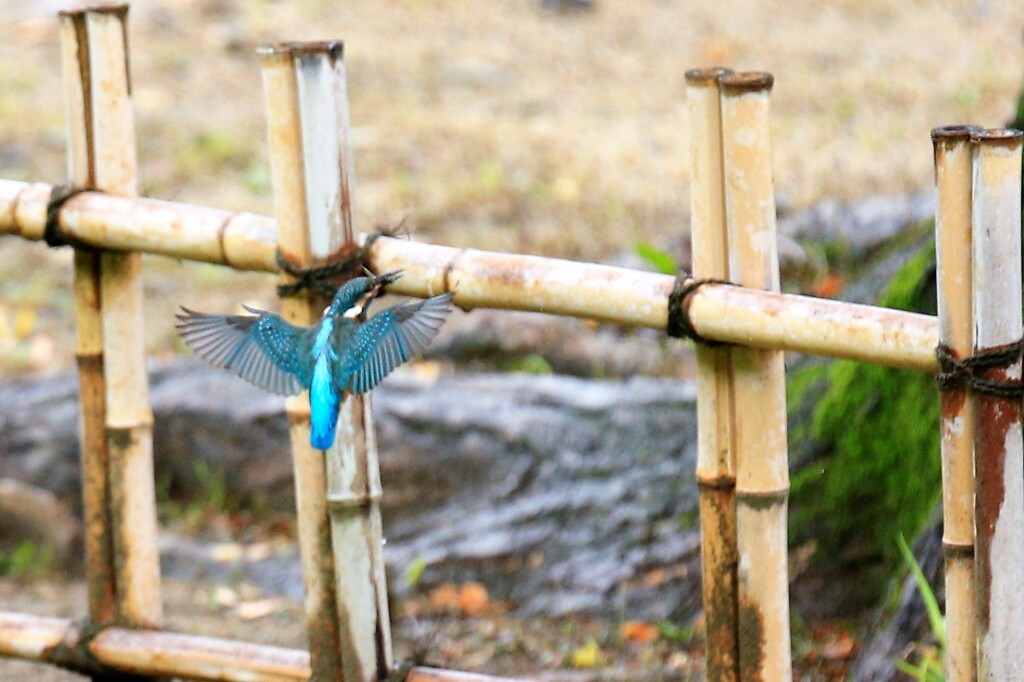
xmin=719 ymin=72 xmax=791 ymax=680
xmin=58 ymin=4 xmax=163 ymax=631
xmin=969 ymin=128 xmax=1024 ymax=681
xmin=259 ymin=41 xmax=392 ymax=682
xmin=932 ymin=125 xmax=977 ymax=682
xmin=685 ymin=66 xmax=739 ymax=682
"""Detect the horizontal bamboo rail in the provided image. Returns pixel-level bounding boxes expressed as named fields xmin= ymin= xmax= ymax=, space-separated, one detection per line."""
xmin=0 ymin=179 xmax=940 ymax=371
xmin=0 ymin=611 xmax=514 ymax=682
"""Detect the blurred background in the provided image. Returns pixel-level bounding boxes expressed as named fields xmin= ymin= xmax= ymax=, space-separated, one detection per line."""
xmin=0 ymin=1 xmax=1023 ymax=680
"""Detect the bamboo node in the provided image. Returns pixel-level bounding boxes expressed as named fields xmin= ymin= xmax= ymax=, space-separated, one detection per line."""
xmin=45 ymin=185 xmax=97 ymax=250
xmin=41 ymin=619 xmax=114 ymax=676
xmin=942 ymin=541 xmax=975 ymax=559
xmin=667 ymin=274 xmax=735 ymax=345
xmin=936 ymin=340 xmax=1024 ymax=398
xmin=327 ymin=491 xmax=382 ymax=511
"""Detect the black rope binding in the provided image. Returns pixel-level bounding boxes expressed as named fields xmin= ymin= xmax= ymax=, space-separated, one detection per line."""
xmin=275 ymin=227 xmax=399 ymax=299
xmin=936 ymin=339 xmax=1024 ymax=399
xmin=667 ymin=273 xmax=734 ymax=345
xmin=45 ymin=184 xmax=95 ymax=249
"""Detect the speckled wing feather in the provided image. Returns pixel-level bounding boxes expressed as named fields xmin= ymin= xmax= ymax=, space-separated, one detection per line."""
xmin=340 ymin=293 xmax=454 ymax=394
xmin=176 ymin=306 xmax=314 ymax=396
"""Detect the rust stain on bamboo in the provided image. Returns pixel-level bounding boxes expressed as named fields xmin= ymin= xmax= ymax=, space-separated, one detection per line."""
xmin=309 ymin=512 xmax=344 ymax=680
xmin=699 ymin=485 xmax=739 ymax=680
xmin=972 ymin=364 xmax=1020 ymax=628
xmin=737 ymin=597 xmax=767 ymax=681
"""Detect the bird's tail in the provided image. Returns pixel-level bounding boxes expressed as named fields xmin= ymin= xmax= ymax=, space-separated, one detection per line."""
xmin=309 ymin=393 xmax=342 ymax=450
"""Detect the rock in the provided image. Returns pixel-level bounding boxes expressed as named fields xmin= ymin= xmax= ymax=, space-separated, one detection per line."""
xmin=425 ymin=308 xmax=694 ymax=378
xmin=0 ymin=361 xmax=702 ymax=620
xmin=0 ymin=478 xmax=81 ymax=572
xmin=779 ymin=191 xmax=934 ymax=258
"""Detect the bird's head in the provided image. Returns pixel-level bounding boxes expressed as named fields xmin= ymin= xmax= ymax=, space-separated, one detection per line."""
xmin=326 ymin=270 xmax=404 ymax=318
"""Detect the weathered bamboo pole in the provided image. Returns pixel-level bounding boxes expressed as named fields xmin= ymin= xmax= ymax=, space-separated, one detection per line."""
xmin=932 ymin=125 xmax=977 ymax=682
xmin=686 ymin=66 xmax=739 ymax=682
xmin=719 ymin=72 xmax=790 ymax=680
xmin=259 ymin=40 xmax=392 ymax=681
xmin=0 ymin=611 xmax=516 ymax=682
xmin=969 ymin=128 xmax=1024 ymax=681
xmin=58 ymin=4 xmax=162 ymax=630
xmin=0 ymin=178 xmax=941 ymax=369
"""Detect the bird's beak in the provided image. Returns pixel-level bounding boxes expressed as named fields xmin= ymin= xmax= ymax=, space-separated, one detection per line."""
xmin=367 ymin=270 xmax=403 ymax=299
xmin=375 ymin=270 xmax=403 ymax=286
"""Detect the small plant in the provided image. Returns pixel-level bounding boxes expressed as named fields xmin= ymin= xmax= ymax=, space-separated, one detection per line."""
xmin=893 ymin=534 xmax=946 ymax=681
xmin=403 ymin=556 xmax=428 ymax=590
xmin=505 ymin=353 xmax=553 ymax=375
xmin=0 ymin=540 xmax=54 ymax=579
xmin=634 ymin=242 xmax=678 ymax=275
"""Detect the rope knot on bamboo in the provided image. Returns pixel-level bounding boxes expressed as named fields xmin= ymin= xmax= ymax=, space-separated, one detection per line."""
xmin=936 ymin=339 xmax=1024 ymax=398
xmin=41 ymin=620 xmax=115 ymax=676
xmin=667 ymin=274 xmax=735 ymax=345
xmin=44 ymin=184 xmax=97 ymax=250
xmin=275 ymin=227 xmax=399 ymax=299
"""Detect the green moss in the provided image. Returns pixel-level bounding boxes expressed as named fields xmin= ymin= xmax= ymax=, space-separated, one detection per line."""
xmin=790 ymin=243 xmax=939 ymax=571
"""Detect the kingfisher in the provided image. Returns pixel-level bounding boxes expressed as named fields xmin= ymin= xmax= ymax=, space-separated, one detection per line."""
xmin=176 ymin=271 xmax=453 ymax=450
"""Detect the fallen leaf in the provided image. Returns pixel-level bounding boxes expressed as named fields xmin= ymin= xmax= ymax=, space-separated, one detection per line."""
xmin=410 ymin=360 xmax=442 ymax=381
xmin=570 ymin=638 xmax=602 ymax=668
xmin=621 ymin=620 xmax=659 ymax=644
xmin=666 ymin=650 xmax=692 ymax=672
xmin=210 ymin=586 xmax=238 ymax=607
xmin=427 ymin=583 xmax=461 ymax=612
xmin=236 ymin=598 xmax=279 ymax=621
xmin=458 ymin=582 xmax=489 ymax=616
xmin=812 ymin=274 xmax=845 ymax=299
xmin=13 ymin=308 xmax=35 ymax=340
xmin=820 ymin=632 xmax=857 ymax=660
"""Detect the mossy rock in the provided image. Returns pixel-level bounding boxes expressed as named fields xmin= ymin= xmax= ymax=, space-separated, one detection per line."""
xmin=788 ymin=229 xmax=939 ymax=611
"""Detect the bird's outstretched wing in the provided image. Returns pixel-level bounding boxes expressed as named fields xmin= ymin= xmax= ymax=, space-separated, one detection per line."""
xmin=176 ymin=306 xmax=314 ymax=396
xmin=339 ymin=293 xmax=454 ymax=394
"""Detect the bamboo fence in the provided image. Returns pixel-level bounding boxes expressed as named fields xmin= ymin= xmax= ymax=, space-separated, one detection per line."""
xmin=0 ymin=3 xmax=1022 ymax=680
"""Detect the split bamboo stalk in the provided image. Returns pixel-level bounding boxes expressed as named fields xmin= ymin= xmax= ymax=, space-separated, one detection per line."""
xmin=259 ymin=40 xmax=391 ymax=681
xmin=932 ymin=125 xmax=977 ymax=682
xmin=719 ymin=72 xmax=791 ymax=680
xmin=0 ymin=611 xmax=517 ymax=682
xmin=686 ymin=66 xmax=738 ymax=682
xmin=969 ymin=128 xmax=1024 ymax=681
xmin=58 ymin=4 xmax=162 ymax=630
xmin=0 ymin=178 xmax=939 ymax=368
xmin=0 ymin=178 xmax=942 ymax=369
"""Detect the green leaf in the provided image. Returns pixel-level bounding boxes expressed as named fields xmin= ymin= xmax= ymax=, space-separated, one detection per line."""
xmin=403 ymin=556 xmax=427 ymax=589
xmin=634 ymin=242 xmax=677 ymax=275
xmin=898 ymin=533 xmax=946 ymax=649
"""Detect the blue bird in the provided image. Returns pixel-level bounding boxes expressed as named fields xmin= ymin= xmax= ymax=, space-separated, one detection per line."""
xmin=176 ymin=271 xmax=453 ymax=450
